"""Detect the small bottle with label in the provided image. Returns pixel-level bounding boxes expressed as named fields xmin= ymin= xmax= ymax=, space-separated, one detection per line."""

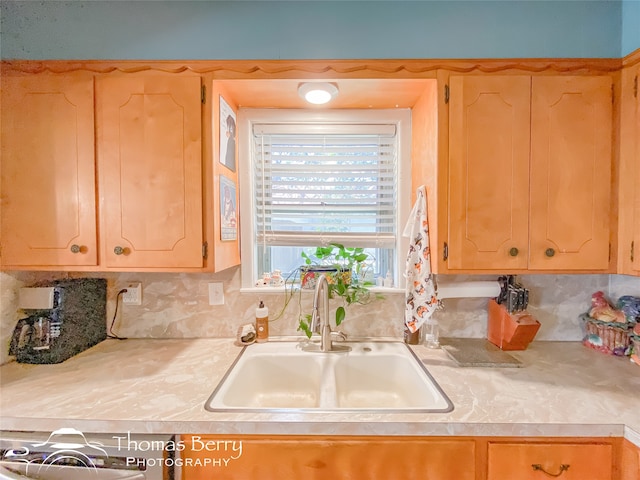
xmin=255 ymin=300 xmax=269 ymax=342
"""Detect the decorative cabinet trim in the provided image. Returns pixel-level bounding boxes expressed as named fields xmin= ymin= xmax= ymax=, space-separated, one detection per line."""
xmin=1 ymin=57 xmax=625 ymax=78
xmin=622 ymin=48 xmax=640 ymax=68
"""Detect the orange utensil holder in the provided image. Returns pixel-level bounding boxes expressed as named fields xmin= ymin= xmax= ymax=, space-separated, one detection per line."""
xmin=487 ymin=299 xmax=541 ymax=351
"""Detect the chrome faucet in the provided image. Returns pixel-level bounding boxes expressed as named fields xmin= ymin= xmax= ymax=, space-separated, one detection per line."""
xmin=306 ymin=273 xmax=350 ymax=353
xmin=310 ymin=274 xmax=333 ymax=352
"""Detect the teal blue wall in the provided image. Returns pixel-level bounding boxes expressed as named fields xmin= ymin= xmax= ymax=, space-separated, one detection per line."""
xmin=622 ymin=0 xmax=640 ymax=55
xmin=0 ymin=1 xmax=626 ymax=60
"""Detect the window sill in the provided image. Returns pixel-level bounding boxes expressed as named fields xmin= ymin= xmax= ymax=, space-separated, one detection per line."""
xmin=240 ymin=286 xmax=405 ymax=295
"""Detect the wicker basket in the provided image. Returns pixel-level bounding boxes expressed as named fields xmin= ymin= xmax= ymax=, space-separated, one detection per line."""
xmin=580 ymin=314 xmax=632 ymax=356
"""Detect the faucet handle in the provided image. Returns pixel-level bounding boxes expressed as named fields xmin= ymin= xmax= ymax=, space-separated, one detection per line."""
xmin=330 ymin=331 xmax=347 ymax=342
xmin=309 ymin=307 xmax=320 ymax=334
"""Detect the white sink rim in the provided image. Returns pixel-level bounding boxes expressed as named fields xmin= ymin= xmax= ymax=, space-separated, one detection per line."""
xmin=205 ymin=340 xmax=454 ymax=414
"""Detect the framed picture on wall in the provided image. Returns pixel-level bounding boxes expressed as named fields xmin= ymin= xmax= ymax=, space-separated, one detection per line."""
xmin=220 ymin=175 xmax=237 ymax=241
xmin=219 ymin=95 xmax=236 ymax=172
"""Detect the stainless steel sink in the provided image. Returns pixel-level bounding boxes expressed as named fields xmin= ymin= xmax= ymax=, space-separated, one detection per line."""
xmin=205 ymin=340 xmax=454 ymax=413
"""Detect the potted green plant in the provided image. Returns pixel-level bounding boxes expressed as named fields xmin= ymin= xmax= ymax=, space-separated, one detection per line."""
xmin=296 ymin=243 xmax=376 ymax=338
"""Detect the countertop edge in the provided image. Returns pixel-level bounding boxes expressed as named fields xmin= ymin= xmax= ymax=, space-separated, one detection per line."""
xmin=624 ymin=425 xmax=640 ymax=446
xmin=0 ymin=417 xmax=636 ymax=446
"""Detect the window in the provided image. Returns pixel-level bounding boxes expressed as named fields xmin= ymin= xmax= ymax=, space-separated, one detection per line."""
xmin=239 ymin=109 xmax=411 ymax=288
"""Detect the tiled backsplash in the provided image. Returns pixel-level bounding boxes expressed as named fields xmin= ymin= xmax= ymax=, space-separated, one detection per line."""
xmin=1 ymin=269 xmax=639 ymax=365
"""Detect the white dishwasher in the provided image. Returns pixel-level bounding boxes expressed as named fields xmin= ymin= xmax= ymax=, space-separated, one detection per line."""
xmin=0 ymin=429 xmax=172 ymax=480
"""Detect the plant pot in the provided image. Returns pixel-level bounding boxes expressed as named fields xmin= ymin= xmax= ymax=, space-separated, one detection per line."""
xmin=300 ymin=266 xmax=351 ymax=290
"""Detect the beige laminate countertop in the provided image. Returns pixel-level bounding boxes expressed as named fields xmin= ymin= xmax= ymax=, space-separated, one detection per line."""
xmin=0 ymin=338 xmax=638 ymax=445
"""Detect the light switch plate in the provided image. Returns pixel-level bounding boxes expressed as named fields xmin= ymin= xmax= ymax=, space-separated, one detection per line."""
xmin=209 ymin=282 xmax=224 ymax=305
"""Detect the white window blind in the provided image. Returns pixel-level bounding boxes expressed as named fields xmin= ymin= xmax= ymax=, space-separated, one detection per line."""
xmin=253 ymin=124 xmax=398 ymax=249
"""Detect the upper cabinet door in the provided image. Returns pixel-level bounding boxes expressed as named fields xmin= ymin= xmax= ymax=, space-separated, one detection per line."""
xmin=618 ymin=62 xmax=640 ymax=276
xmin=0 ymin=74 xmax=97 ymax=267
xmin=633 ymin=67 xmax=640 ymax=274
xmin=448 ymin=76 xmax=531 ymax=270
xmin=529 ymin=76 xmax=613 ymax=270
xmin=96 ymin=76 xmax=203 ymax=268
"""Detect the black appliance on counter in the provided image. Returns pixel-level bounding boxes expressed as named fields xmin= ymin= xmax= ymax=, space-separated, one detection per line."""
xmin=9 ymin=278 xmax=107 ymax=364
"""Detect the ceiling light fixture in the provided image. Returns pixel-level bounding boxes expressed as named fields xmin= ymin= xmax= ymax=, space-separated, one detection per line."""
xmin=298 ymin=82 xmax=339 ymax=105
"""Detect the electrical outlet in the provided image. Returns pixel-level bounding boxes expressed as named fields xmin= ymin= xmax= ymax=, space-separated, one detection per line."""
xmin=208 ymin=282 xmax=224 ymax=306
xmin=123 ymin=282 xmax=142 ymax=305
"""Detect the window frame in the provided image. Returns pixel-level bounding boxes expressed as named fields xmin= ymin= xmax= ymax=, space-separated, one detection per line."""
xmin=239 ymin=108 xmax=412 ymax=290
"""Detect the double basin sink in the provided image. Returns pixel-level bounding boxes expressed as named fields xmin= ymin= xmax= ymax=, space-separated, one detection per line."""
xmin=205 ymin=340 xmax=453 ymax=413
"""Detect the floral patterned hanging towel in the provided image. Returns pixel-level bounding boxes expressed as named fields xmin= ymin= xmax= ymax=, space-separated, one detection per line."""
xmin=403 ymin=186 xmax=438 ymax=333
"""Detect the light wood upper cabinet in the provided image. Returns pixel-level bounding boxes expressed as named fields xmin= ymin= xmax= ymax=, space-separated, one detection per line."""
xmin=2 ymin=70 xmax=216 ymax=271
xmin=448 ymin=76 xmax=531 ymax=270
xmin=633 ymin=67 xmax=640 ymax=275
xmin=447 ymin=74 xmax=613 ymax=272
xmin=96 ymin=76 xmax=204 ymax=268
xmin=619 ymin=61 xmax=640 ymax=276
xmin=0 ymin=74 xmax=98 ymax=267
xmin=529 ymin=76 xmax=612 ymax=270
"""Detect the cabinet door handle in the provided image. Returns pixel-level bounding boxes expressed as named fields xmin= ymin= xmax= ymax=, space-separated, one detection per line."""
xmin=509 ymin=247 xmax=519 ymax=257
xmin=545 ymin=248 xmax=556 ymax=257
xmin=114 ymin=246 xmax=126 ymax=256
xmin=70 ymin=244 xmax=81 ymax=254
xmin=531 ymin=463 xmax=570 ymax=477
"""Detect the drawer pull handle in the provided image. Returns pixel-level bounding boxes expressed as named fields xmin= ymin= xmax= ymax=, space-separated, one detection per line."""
xmin=531 ymin=464 xmax=570 ymax=477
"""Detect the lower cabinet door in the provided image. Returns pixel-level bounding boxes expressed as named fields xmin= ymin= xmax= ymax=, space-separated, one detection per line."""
xmin=487 ymin=442 xmax=613 ymax=480
xmin=620 ymin=440 xmax=640 ymax=480
xmin=180 ymin=435 xmax=476 ymax=480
